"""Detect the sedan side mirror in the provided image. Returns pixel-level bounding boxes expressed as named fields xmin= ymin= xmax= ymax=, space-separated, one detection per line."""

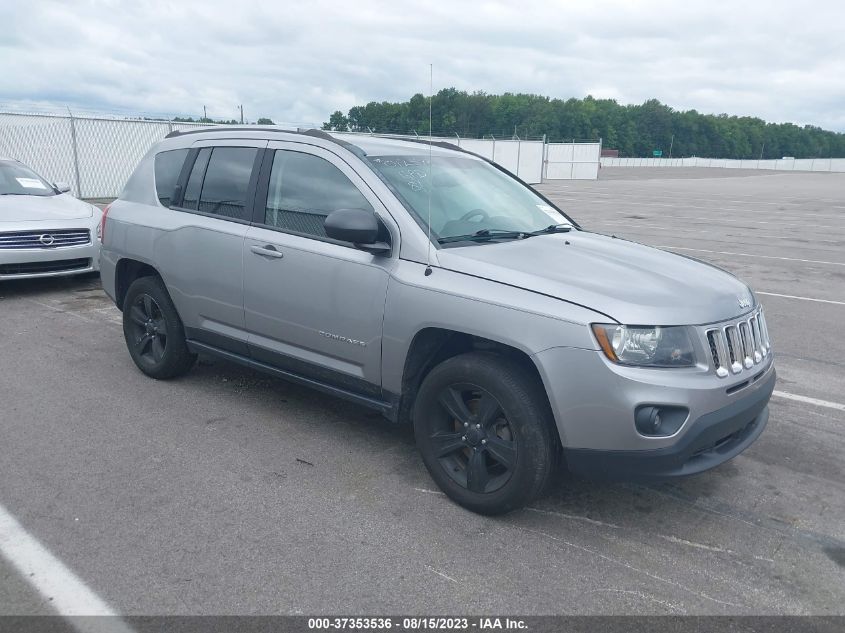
xmin=324 ymin=208 xmax=390 ymax=255
xmin=54 ymin=182 xmax=72 ymax=194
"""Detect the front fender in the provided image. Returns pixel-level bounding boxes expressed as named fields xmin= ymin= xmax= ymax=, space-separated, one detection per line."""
xmin=381 ymin=259 xmax=602 ymax=394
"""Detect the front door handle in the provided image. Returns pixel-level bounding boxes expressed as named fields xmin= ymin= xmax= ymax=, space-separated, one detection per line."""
xmin=250 ymin=244 xmax=284 ymax=259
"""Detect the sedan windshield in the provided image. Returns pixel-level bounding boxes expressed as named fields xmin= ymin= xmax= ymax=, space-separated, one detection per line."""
xmin=367 ymin=155 xmax=573 ymax=243
xmin=0 ymin=161 xmax=56 ymax=197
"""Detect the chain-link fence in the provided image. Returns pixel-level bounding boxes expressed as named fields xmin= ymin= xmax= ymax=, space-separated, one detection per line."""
xmin=0 ymin=112 xmax=211 ymax=198
xmin=0 ymin=111 xmax=602 ymax=198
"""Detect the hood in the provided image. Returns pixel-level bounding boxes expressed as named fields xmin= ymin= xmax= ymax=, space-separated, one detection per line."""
xmin=436 ymin=231 xmax=755 ymax=325
xmin=0 ymin=193 xmax=94 ymax=222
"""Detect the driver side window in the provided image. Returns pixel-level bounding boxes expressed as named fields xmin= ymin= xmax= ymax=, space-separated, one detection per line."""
xmin=264 ymin=150 xmax=373 ymax=239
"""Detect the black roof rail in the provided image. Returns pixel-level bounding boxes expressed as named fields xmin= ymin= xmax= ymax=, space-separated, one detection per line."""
xmin=163 ymin=126 xmax=368 ymax=158
xmin=377 ymin=135 xmax=462 ymax=153
xmin=164 ymin=125 xmax=297 ymax=139
xmin=163 ymin=126 xmax=375 ymax=160
xmin=301 ymin=129 xmax=367 ymax=158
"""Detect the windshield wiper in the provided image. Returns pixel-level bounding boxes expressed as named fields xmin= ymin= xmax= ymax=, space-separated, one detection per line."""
xmin=437 ymin=224 xmax=573 ymax=245
xmin=437 ymin=228 xmax=527 ymax=244
xmin=524 ymin=223 xmax=573 ymax=236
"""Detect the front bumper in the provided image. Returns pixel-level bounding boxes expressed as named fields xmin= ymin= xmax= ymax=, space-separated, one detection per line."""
xmin=563 ymin=368 xmax=774 ymax=479
xmin=0 ymin=243 xmax=100 ymax=280
xmin=533 ymin=343 xmax=775 ymax=479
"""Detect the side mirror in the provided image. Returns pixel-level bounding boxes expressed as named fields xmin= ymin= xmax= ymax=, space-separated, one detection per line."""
xmin=324 ymin=208 xmax=390 ymax=254
xmin=54 ymin=182 xmax=72 ymax=194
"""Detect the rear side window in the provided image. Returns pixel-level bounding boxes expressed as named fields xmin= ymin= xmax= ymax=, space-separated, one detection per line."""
xmin=154 ymin=149 xmax=189 ymax=207
xmin=197 ymin=147 xmax=258 ymax=221
xmin=264 ymin=150 xmax=372 ymax=238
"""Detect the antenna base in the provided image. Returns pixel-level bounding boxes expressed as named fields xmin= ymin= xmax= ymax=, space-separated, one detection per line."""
xmin=424 ymin=266 xmax=433 ymax=276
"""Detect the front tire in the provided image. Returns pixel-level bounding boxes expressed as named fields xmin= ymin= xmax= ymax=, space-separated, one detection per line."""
xmin=413 ymin=352 xmax=558 ymax=515
xmin=122 ymin=276 xmax=196 ymax=379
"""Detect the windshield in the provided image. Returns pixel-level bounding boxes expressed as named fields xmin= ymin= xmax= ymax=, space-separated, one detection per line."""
xmin=0 ymin=161 xmax=56 ymax=197
xmin=367 ymin=155 xmax=572 ymax=243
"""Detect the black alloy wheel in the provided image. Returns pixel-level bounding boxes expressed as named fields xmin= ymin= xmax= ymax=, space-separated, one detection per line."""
xmin=127 ymin=293 xmax=168 ymax=367
xmin=429 ymin=383 xmax=516 ymax=494
xmin=122 ymin=275 xmax=196 ymax=379
xmin=414 ymin=352 xmax=558 ymax=515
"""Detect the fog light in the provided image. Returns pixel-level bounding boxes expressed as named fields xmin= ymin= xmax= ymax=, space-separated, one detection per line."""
xmin=634 ymin=405 xmax=689 ymax=437
xmin=636 ymin=407 xmax=662 ymax=435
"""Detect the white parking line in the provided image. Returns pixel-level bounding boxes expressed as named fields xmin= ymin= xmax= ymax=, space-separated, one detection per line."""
xmin=772 ymin=391 xmax=845 ymax=412
xmin=0 ymin=502 xmax=134 ymax=631
xmin=656 ymin=246 xmax=845 ymax=267
xmin=756 ymin=292 xmax=845 ymax=306
xmin=594 ymin=222 xmax=843 ymax=243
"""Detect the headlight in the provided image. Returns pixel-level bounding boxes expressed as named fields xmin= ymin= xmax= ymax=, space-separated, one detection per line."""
xmin=591 ymin=324 xmax=697 ymax=367
xmin=93 ymin=206 xmax=102 ymax=240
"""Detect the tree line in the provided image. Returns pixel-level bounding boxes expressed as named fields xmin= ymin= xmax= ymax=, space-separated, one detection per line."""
xmin=322 ymin=89 xmax=845 ymax=159
xmin=168 ymin=116 xmax=276 ymax=125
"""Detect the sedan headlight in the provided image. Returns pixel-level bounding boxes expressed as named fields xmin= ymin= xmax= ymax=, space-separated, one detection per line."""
xmin=93 ymin=205 xmax=103 ymax=241
xmin=591 ymin=324 xmax=697 ymax=367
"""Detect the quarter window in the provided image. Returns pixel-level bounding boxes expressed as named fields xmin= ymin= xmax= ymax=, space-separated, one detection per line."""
xmin=154 ymin=149 xmax=189 ymax=207
xmin=264 ymin=150 xmax=373 ymax=238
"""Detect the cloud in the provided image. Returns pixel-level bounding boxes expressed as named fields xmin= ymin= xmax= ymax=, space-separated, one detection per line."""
xmin=1 ymin=0 xmax=843 ymax=130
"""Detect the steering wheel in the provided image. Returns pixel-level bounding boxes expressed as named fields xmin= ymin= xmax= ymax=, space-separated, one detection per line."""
xmin=459 ymin=208 xmax=489 ymax=223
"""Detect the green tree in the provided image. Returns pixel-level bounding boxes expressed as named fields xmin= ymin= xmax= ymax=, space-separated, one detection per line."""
xmin=323 ymin=90 xmax=845 ymax=158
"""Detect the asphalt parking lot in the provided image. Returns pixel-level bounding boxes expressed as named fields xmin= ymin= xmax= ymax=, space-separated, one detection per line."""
xmin=1 ymin=167 xmax=843 ymax=617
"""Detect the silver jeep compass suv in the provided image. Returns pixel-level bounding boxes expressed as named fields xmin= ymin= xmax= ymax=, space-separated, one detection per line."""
xmin=100 ymin=128 xmax=775 ymax=515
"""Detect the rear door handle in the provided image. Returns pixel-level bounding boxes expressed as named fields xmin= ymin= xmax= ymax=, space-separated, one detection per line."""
xmin=250 ymin=244 xmax=284 ymax=259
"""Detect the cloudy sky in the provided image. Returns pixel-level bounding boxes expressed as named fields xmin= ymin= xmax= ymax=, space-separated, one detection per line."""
xmin=2 ymin=0 xmax=844 ymax=130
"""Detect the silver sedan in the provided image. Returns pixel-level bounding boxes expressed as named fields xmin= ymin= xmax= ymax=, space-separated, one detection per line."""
xmin=0 ymin=158 xmax=102 ymax=280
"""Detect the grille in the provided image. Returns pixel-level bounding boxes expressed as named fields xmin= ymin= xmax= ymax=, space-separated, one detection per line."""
xmin=0 ymin=229 xmax=91 ymax=250
xmin=0 ymin=258 xmax=90 ymax=275
xmin=705 ymin=309 xmax=771 ymax=378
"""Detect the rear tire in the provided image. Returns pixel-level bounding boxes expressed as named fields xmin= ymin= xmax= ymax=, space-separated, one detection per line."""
xmin=413 ymin=351 xmax=558 ymax=515
xmin=122 ymin=276 xmax=196 ymax=379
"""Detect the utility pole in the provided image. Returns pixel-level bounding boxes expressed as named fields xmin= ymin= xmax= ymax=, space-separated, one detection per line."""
xmin=669 ymin=134 xmax=674 ymax=159
xmin=203 ymin=105 xmax=207 ymax=120
xmin=239 ymin=104 xmax=244 ymax=124
xmin=759 ymin=143 xmax=765 ymax=160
